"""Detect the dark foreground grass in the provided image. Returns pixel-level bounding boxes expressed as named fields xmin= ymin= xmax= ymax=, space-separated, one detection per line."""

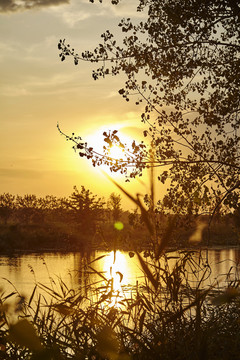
xmin=1 ymin=179 xmax=240 ymax=359
xmin=1 ymin=249 xmax=240 ymax=360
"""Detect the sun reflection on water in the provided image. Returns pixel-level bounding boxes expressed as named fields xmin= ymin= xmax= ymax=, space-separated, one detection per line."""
xmin=100 ymin=250 xmax=139 ymax=308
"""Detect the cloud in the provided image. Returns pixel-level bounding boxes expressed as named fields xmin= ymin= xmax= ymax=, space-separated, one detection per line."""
xmin=0 ymin=0 xmax=70 ymax=13
xmin=0 ymin=85 xmax=29 ymax=96
xmin=46 ymin=0 xmax=145 ymax=28
xmin=50 ymin=8 xmax=91 ymax=27
xmin=99 ymin=0 xmax=147 ymax=18
xmin=0 ymin=168 xmax=43 ymax=179
xmin=47 ymin=0 xmax=103 ymax=28
xmin=0 ymin=40 xmax=17 ymax=61
xmin=0 ymin=70 xmax=86 ymax=97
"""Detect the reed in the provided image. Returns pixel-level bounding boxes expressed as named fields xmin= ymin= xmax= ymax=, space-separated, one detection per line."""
xmin=1 ymin=180 xmax=240 ymax=359
xmin=1 ymin=249 xmax=240 ymax=359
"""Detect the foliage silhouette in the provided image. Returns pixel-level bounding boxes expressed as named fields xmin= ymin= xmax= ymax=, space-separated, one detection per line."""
xmin=0 ymin=193 xmax=15 ymax=225
xmin=64 ymin=185 xmax=105 ymax=231
xmin=107 ymin=192 xmax=122 ymax=221
xmin=58 ymin=0 xmax=240 ymax=216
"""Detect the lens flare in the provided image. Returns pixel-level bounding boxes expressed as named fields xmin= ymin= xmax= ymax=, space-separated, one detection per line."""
xmin=114 ymin=221 xmax=124 ymax=231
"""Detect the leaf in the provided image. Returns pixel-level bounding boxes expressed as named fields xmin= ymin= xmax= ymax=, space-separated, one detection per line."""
xmin=104 ymin=138 xmax=112 ymax=145
xmin=139 ymin=309 xmax=146 ymax=334
xmin=28 ymin=285 xmax=37 ymax=307
xmin=116 ymin=271 xmax=123 ymax=282
xmin=9 ymin=319 xmax=42 ymax=351
xmin=52 ymin=303 xmax=74 ymax=316
xmin=96 ymin=326 xmax=119 ymax=360
xmin=211 ymin=288 xmax=239 ymax=305
xmin=103 ymin=172 xmax=154 ymax=235
xmin=33 ymin=294 xmax=41 ymax=324
xmin=2 ymin=291 xmax=17 ymax=302
xmin=77 ymin=143 xmax=84 ymax=149
xmin=136 ymin=252 xmax=158 ymax=291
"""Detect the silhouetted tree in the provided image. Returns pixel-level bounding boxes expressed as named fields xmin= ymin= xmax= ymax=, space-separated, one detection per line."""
xmin=39 ymin=195 xmax=69 ymax=222
xmin=66 ymin=186 xmax=105 ymax=231
xmin=128 ymin=208 xmax=140 ymax=228
xmin=107 ymin=192 xmax=122 ymax=221
xmin=58 ymin=0 xmax=240 ymax=216
xmin=15 ymin=195 xmax=43 ymax=224
xmin=0 ymin=193 xmax=15 ymax=224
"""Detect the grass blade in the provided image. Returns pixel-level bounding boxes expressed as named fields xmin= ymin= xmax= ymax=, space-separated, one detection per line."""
xmin=136 ymin=252 xmax=158 ymax=291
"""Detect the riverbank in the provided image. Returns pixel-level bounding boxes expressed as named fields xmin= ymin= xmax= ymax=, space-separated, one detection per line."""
xmin=0 ymin=220 xmax=239 ymax=255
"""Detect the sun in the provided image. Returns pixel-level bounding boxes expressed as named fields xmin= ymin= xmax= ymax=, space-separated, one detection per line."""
xmin=80 ymin=125 xmax=135 ymax=179
xmin=108 ymin=144 xmax=125 ymax=161
xmin=85 ymin=126 xmax=132 ymax=163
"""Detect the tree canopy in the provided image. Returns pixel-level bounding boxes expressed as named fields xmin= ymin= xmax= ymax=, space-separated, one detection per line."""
xmin=58 ymin=0 xmax=240 ymax=215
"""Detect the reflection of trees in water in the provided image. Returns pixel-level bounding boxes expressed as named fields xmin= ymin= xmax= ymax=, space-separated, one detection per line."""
xmin=213 ymin=249 xmax=221 ymax=276
xmin=165 ymin=248 xmax=240 ymax=292
xmin=235 ymin=249 xmax=240 ymax=265
xmin=5 ymin=254 xmax=22 ymax=270
xmin=207 ymin=248 xmax=240 ymax=288
xmin=73 ymin=250 xmax=97 ymax=295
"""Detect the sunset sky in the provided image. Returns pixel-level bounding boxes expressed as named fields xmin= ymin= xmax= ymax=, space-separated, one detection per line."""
xmin=0 ymin=0 xmax=151 ymax=209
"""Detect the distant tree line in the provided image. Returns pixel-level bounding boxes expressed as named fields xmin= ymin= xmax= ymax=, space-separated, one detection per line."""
xmin=0 ymin=187 xmax=124 ymax=231
xmin=1 ymin=186 xmax=240 ymax=252
xmin=0 ymin=187 xmax=136 ymax=252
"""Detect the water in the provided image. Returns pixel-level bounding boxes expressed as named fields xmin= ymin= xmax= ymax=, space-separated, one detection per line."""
xmin=0 ymin=248 xmax=240 ymax=302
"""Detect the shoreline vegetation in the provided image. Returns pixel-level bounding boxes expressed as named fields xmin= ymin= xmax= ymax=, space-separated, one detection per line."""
xmin=0 ymin=189 xmax=240 ymax=254
xmin=1 ymin=233 xmax=240 ymax=359
xmin=1 ymin=189 xmax=240 ymax=359
xmin=0 ymin=220 xmax=239 ymax=255
xmin=1 ymin=188 xmax=240 ymax=359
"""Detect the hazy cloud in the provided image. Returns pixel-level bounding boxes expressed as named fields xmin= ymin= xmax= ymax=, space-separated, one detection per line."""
xmin=0 ymin=71 xmax=87 ymax=97
xmin=47 ymin=1 xmax=103 ymax=28
xmin=0 ymin=0 xmax=70 ymax=13
xmin=46 ymin=0 xmax=145 ymax=28
xmin=49 ymin=7 xmax=92 ymax=27
xmin=0 ymin=168 xmax=43 ymax=179
xmin=0 ymin=85 xmax=29 ymax=96
xmin=100 ymin=0 xmax=147 ymax=18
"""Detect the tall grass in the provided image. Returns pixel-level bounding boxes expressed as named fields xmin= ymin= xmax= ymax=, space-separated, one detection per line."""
xmin=1 ymin=251 xmax=240 ymax=360
xmin=1 ymin=179 xmax=240 ymax=359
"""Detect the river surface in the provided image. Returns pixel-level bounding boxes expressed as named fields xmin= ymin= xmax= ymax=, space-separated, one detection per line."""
xmin=0 ymin=248 xmax=240 ymax=302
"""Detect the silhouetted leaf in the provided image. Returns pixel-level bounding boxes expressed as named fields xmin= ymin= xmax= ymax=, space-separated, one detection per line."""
xmin=136 ymin=252 xmax=158 ymax=291
xmin=116 ymin=271 xmax=123 ymax=282
xmin=9 ymin=319 xmax=42 ymax=351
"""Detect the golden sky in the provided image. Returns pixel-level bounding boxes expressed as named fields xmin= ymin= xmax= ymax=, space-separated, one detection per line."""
xmin=0 ymin=0 xmax=152 ymax=209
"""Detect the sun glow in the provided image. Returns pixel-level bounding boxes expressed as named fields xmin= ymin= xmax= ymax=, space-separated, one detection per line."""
xmin=108 ymin=144 xmax=125 ymax=161
xmin=100 ymin=250 xmax=139 ymax=308
xmin=83 ymin=126 xmax=134 ymax=179
xmin=103 ymin=250 xmax=127 ymax=292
